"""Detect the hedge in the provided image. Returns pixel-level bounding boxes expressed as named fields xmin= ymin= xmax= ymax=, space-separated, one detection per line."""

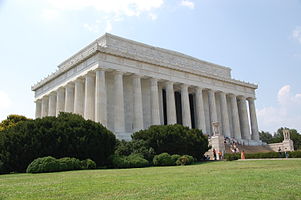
xmin=111 ymin=154 xmax=149 ymax=169
xmin=224 ymin=151 xmax=301 ymax=161
xmin=26 ymin=156 xmax=96 ymax=173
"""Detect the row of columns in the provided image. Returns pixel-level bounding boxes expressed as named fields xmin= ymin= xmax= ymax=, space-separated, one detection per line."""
xmin=35 ymin=69 xmax=260 ymax=141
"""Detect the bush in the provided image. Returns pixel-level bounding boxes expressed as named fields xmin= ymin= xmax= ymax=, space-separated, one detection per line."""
xmin=111 ymin=154 xmax=149 ymax=169
xmin=26 ymin=156 xmax=61 ymax=173
xmin=0 ymin=113 xmax=116 ymax=173
xmin=132 ymin=124 xmax=209 ymax=160
xmin=176 ymin=155 xmax=194 ymax=166
xmin=289 ymin=151 xmax=301 ymax=158
xmin=58 ymin=157 xmax=82 ymax=171
xmin=171 ymin=154 xmax=181 ymax=164
xmin=153 ymin=153 xmax=174 ymax=166
xmin=224 ymin=153 xmax=240 ymax=161
xmin=115 ymin=140 xmax=155 ymax=162
xmin=26 ymin=156 xmax=97 ymax=173
xmin=81 ymin=159 xmax=96 ymax=169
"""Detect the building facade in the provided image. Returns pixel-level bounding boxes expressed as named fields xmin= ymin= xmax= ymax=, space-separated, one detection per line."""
xmin=32 ymin=33 xmax=261 ymax=144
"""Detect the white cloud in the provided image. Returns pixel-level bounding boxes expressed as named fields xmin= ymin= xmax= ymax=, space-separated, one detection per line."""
xmin=292 ymin=26 xmax=301 ymax=44
xmin=44 ymin=0 xmax=164 ymax=17
xmin=105 ymin=20 xmax=113 ymax=33
xmin=41 ymin=9 xmax=60 ymax=20
xmin=257 ymin=85 xmax=301 ymax=133
xmin=149 ymin=13 xmax=158 ymax=20
xmin=0 ymin=91 xmax=12 ymax=111
xmin=42 ymin=0 xmax=164 ymax=33
xmin=180 ymin=0 xmax=195 ymax=9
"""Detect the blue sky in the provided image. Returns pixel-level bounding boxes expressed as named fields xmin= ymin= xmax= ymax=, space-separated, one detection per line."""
xmin=0 ymin=0 xmax=300 ymax=133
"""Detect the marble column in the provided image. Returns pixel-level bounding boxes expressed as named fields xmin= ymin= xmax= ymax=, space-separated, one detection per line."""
xmin=230 ymin=94 xmax=241 ymax=140
xmin=150 ymin=78 xmax=160 ymax=125
xmin=158 ymin=84 xmax=164 ymax=125
xmin=166 ymin=81 xmax=177 ymax=124
xmin=95 ymin=69 xmax=107 ymax=126
xmin=208 ymin=89 xmax=217 ymax=135
xmin=41 ymin=96 xmax=49 ymax=117
xmin=132 ymin=75 xmax=144 ymax=132
xmin=181 ymin=84 xmax=191 ymax=128
xmin=84 ymin=73 xmax=95 ymax=120
xmin=74 ymin=79 xmax=84 ymax=115
xmin=248 ymin=97 xmax=260 ymax=141
xmin=238 ymin=96 xmax=251 ymax=140
xmin=220 ymin=92 xmax=231 ymax=137
xmin=48 ymin=92 xmax=57 ymax=116
xmin=195 ymin=87 xmax=206 ymax=133
xmin=65 ymin=83 xmax=75 ymax=113
xmin=56 ymin=87 xmax=65 ymax=116
xmin=35 ymin=100 xmax=42 ymax=118
xmin=114 ymin=71 xmax=125 ymax=133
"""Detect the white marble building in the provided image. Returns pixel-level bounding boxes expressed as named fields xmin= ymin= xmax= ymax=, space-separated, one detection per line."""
xmin=32 ymin=33 xmax=261 ymax=144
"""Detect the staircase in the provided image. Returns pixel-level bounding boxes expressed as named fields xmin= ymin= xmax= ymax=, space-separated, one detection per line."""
xmin=225 ymin=144 xmax=274 ymax=154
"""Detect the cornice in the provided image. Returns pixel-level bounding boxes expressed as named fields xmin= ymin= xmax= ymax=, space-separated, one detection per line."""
xmin=31 ymin=33 xmax=258 ymax=91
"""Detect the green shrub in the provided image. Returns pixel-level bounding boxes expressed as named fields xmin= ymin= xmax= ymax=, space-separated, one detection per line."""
xmin=58 ymin=157 xmax=82 ymax=171
xmin=26 ymin=156 xmax=97 ymax=173
xmin=176 ymin=155 xmax=194 ymax=166
xmin=111 ymin=154 xmax=149 ymax=169
xmin=171 ymin=154 xmax=181 ymax=164
xmin=224 ymin=153 xmax=240 ymax=161
xmin=115 ymin=140 xmax=155 ymax=162
xmin=132 ymin=124 xmax=209 ymax=160
xmin=81 ymin=159 xmax=96 ymax=169
xmin=0 ymin=113 xmax=116 ymax=173
xmin=26 ymin=156 xmax=61 ymax=173
xmin=289 ymin=151 xmax=301 ymax=158
xmin=153 ymin=153 xmax=174 ymax=166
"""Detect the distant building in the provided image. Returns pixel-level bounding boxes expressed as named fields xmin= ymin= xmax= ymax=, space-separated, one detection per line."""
xmin=32 ymin=33 xmax=261 ymax=144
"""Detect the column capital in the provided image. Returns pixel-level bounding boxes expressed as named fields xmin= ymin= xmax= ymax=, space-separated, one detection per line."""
xmin=85 ymin=71 xmax=95 ymax=78
xmin=247 ymin=97 xmax=255 ymax=101
xmin=49 ymin=91 xmax=56 ymax=97
xmin=165 ymin=81 xmax=174 ymax=87
xmin=113 ymin=70 xmax=124 ymax=76
xmin=238 ymin=95 xmax=246 ymax=101
xmin=57 ymin=87 xmax=65 ymax=93
xmin=65 ymin=82 xmax=75 ymax=88
xmin=181 ymin=83 xmax=189 ymax=90
xmin=35 ymin=99 xmax=42 ymax=103
xmin=132 ymin=74 xmax=142 ymax=79
xmin=95 ymin=67 xmax=107 ymax=72
xmin=228 ymin=93 xmax=236 ymax=98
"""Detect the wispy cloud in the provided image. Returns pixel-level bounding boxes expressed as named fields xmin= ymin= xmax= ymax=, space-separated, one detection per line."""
xmin=292 ymin=26 xmax=301 ymax=44
xmin=257 ymin=85 xmax=301 ymax=133
xmin=180 ymin=0 xmax=195 ymax=9
xmin=0 ymin=90 xmax=12 ymax=111
xmin=42 ymin=0 xmax=164 ymax=32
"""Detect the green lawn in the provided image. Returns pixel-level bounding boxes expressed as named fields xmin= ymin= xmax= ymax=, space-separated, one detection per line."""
xmin=1 ymin=160 xmax=301 ymax=200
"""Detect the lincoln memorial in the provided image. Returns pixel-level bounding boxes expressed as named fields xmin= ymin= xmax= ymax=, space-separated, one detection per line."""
xmin=32 ymin=33 xmax=261 ymax=144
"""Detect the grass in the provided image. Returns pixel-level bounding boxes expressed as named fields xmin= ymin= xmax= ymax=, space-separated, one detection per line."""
xmin=1 ymin=160 xmax=301 ymax=200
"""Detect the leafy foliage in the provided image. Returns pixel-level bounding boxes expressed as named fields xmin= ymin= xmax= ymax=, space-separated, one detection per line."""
xmin=0 ymin=114 xmax=31 ymax=131
xmin=114 ymin=139 xmax=155 ymax=162
xmin=259 ymin=128 xmax=301 ymax=150
xmin=224 ymin=154 xmax=240 ymax=161
xmin=0 ymin=113 xmax=116 ymax=173
xmin=153 ymin=153 xmax=175 ymax=166
xmin=176 ymin=155 xmax=194 ymax=166
xmin=132 ymin=124 xmax=209 ymax=160
xmin=111 ymin=154 xmax=149 ymax=168
xmin=26 ymin=156 xmax=97 ymax=173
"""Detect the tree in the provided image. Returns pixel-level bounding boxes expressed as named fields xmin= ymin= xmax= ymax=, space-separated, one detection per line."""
xmin=132 ymin=124 xmax=209 ymax=160
xmin=259 ymin=131 xmax=273 ymax=144
xmin=0 ymin=113 xmax=116 ymax=173
xmin=0 ymin=114 xmax=31 ymax=131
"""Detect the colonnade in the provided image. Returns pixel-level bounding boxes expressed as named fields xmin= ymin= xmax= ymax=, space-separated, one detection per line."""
xmin=35 ymin=69 xmax=260 ymax=141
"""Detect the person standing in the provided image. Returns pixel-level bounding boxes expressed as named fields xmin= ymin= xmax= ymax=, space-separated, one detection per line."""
xmin=278 ymin=147 xmax=282 ymax=158
xmin=213 ymin=149 xmax=217 ymax=160
xmin=241 ymin=150 xmax=246 ymax=160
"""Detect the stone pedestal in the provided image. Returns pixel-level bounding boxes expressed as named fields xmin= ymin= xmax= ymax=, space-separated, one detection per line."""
xmin=211 ymin=135 xmax=225 ymax=160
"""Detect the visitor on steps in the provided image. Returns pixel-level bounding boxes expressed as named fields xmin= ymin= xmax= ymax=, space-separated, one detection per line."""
xmin=241 ymin=150 xmax=245 ymax=160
